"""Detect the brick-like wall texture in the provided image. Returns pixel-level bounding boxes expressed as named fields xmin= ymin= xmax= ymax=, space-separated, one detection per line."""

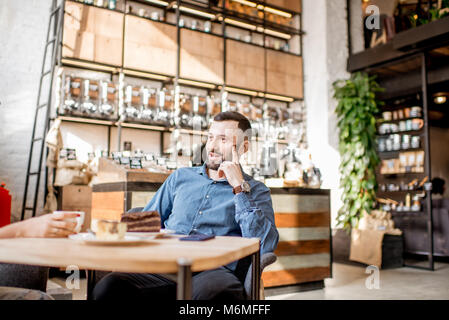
xmin=0 ymin=0 xmax=53 ymax=222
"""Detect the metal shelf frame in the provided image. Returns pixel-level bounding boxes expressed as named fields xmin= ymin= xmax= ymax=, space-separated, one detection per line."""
xmin=345 ymin=9 xmax=449 ymax=270
xmin=370 ymin=53 xmax=435 ymax=271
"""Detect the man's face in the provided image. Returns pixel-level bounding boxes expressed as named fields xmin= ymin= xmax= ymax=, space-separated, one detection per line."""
xmin=205 ymin=120 xmax=245 ymax=170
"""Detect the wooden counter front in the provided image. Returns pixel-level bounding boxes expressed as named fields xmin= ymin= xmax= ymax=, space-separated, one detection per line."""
xmin=90 ymin=158 xmax=169 ymax=223
xmin=91 ymin=181 xmax=162 ymax=222
xmin=262 ymin=188 xmax=332 ymax=287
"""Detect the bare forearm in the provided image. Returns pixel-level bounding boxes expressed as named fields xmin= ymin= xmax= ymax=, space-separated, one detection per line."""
xmin=0 ymin=221 xmax=28 ymax=239
xmin=0 ymin=213 xmax=78 ymax=239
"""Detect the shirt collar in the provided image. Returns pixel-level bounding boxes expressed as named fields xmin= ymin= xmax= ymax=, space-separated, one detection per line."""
xmin=196 ymin=163 xmax=252 ymax=182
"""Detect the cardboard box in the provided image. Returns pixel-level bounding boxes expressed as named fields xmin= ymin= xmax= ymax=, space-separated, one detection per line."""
xmin=90 ymin=158 xmax=171 ymax=225
xmin=58 ymin=185 xmax=92 ymax=232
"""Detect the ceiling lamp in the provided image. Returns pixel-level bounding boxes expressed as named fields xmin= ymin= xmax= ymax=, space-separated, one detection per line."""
xmin=231 ymin=0 xmax=257 ymax=8
xmin=224 ymin=18 xmax=257 ymax=30
xmin=144 ymin=0 xmax=169 ymax=6
xmin=226 ymin=86 xmax=258 ymax=96
xmin=263 ymin=28 xmax=291 ymax=39
xmin=123 ymin=69 xmax=170 ymax=81
xmin=178 ymin=78 xmax=216 ymax=89
xmin=172 ymin=4 xmax=216 ymax=19
xmin=263 ymin=6 xmax=292 ymax=18
xmin=61 ymin=58 xmax=118 ymax=73
xmin=433 ymin=92 xmax=448 ymax=104
xmin=265 ymin=93 xmax=294 ymax=102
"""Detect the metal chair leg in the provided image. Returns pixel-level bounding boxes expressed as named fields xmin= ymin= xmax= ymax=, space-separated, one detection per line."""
xmin=251 ymin=249 xmax=261 ymax=300
xmin=177 ymin=258 xmax=192 ymax=300
xmin=86 ymin=270 xmax=96 ymax=300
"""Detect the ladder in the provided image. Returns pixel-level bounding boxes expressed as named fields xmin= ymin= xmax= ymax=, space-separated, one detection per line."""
xmin=21 ymin=0 xmax=64 ymax=220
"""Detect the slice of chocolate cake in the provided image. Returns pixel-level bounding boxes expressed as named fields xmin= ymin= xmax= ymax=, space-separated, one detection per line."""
xmin=120 ymin=210 xmax=161 ymax=232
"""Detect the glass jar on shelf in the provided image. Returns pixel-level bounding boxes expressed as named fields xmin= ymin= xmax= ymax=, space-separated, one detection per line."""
xmin=61 ymin=75 xmax=81 ymax=114
xmin=80 ymin=79 xmax=98 ymax=115
xmin=98 ymin=80 xmax=116 ymax=118
xmin=123 ymin=85 xmax=140 ymax=120
xmin=139 ymin=86 xmax=153 ymax=122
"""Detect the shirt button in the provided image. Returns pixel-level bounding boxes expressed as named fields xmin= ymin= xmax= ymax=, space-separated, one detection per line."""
xmin=206 ymin=195 xmax=209 ymax=199
xmin=199 ymin=211 xmax=203 ymax=215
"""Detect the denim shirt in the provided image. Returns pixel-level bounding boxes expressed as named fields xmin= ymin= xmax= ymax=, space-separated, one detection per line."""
xmin=143 ymin=164 xmax=279 ymax=264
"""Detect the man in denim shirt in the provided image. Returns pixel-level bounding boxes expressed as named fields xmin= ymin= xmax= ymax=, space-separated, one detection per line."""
xmin=93 ymin=111 xmax=279 ymax=300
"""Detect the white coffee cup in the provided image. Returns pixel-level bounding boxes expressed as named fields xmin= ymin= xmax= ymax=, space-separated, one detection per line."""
xmin=53 ymin=211 xmax=85 ymax=233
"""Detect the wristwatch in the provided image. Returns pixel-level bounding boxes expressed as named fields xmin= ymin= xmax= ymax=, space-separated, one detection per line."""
xmin=232 ymin=181 xmax=251 ymax=194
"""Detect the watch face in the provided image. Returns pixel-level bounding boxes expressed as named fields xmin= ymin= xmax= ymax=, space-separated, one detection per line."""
xmin=242 ymin=181 xmax=251 ymax=193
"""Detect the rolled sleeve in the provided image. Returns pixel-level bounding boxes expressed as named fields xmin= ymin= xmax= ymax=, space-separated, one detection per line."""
xmin=234 ymin=192 xmax=258 ymax=213
xmin=233 ymin=186 xmax=279 ymax=254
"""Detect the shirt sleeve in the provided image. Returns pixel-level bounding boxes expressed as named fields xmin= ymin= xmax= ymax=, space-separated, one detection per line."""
xmin=233 ymin=184 xmax=279 ymax=254
xmin=142 ymin=170 xmax=177 ymax=226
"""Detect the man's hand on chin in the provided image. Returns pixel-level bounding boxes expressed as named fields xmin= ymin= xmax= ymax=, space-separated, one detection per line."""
xmin=218 ymin=161 xmax=244 ymax=187
xmin=217 ymin=139 xmax=244 ymax=188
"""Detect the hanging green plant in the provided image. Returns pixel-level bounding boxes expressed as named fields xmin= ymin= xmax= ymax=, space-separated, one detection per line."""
xmin=333 ymin=72 xmax=384 ymax=231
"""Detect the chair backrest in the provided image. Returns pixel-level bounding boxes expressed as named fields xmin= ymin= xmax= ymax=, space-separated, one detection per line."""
xmin=0 ymin=263 xmax=49 ymax=292
xmin=126 ymin=207 xmax=144 ymax=214
xmin=243 ymin=252 xmax=277 ymax=299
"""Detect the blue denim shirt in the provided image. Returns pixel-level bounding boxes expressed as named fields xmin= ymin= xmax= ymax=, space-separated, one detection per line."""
xmin=143 ymin=164 xmax=279 ymax=263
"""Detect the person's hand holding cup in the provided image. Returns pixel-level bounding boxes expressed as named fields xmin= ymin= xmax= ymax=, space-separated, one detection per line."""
xmin=19 ymin=212 xmax=84 ymax=238
xmin=52 ymin=211 xmax=85 ymax=234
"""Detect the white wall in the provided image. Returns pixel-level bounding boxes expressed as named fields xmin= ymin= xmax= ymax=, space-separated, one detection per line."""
xmin=303 ymin=0 xmax=354 ymax=227
xmin=350 ymin=0 xmax=365 ymax=54
xmin=0 ymin=0 xmax=54 ymax=222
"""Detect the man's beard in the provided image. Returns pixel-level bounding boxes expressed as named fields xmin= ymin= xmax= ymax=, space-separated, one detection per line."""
xmin=205 ymin=161 xmax=221 ymax=171
xmin=205 ymin=151 xmax=223 ymax=170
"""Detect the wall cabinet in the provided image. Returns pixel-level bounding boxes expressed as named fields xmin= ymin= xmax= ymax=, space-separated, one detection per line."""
xmin=226 ymin=39 xmax=266 ymax=91
xmin=180 ymin=29 xmax=224 ymax=84
xmin=62 ymin=1 xmax=123 ymax=66
xmin=124 ymin=16 xmax=177 ymax=76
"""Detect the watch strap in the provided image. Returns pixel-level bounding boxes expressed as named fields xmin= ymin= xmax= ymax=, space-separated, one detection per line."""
xmin=232 ymin=185 xmax=243 ymax=194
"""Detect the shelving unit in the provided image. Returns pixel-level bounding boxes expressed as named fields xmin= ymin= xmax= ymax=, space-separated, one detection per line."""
xmin=21 ymin=0 xmax=305 ymax=220
xmin=58 ymin=0 xmax=305 ymax=136
xmin=61 ymin=0 xmax=303 ymax=99
xmin=348 ymin=18 xmax=449 ymax=270
xmin=56 ymin=114 xmax=289 ymax=154
xmin=374 ymin=89 xmax=433 ymax=270
xmin=377 ymin=129 xmax=423 ymax=138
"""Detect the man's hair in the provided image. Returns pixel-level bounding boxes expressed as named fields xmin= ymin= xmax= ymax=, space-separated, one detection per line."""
xmin=213 ymin=111 xmax=252 ymax=140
